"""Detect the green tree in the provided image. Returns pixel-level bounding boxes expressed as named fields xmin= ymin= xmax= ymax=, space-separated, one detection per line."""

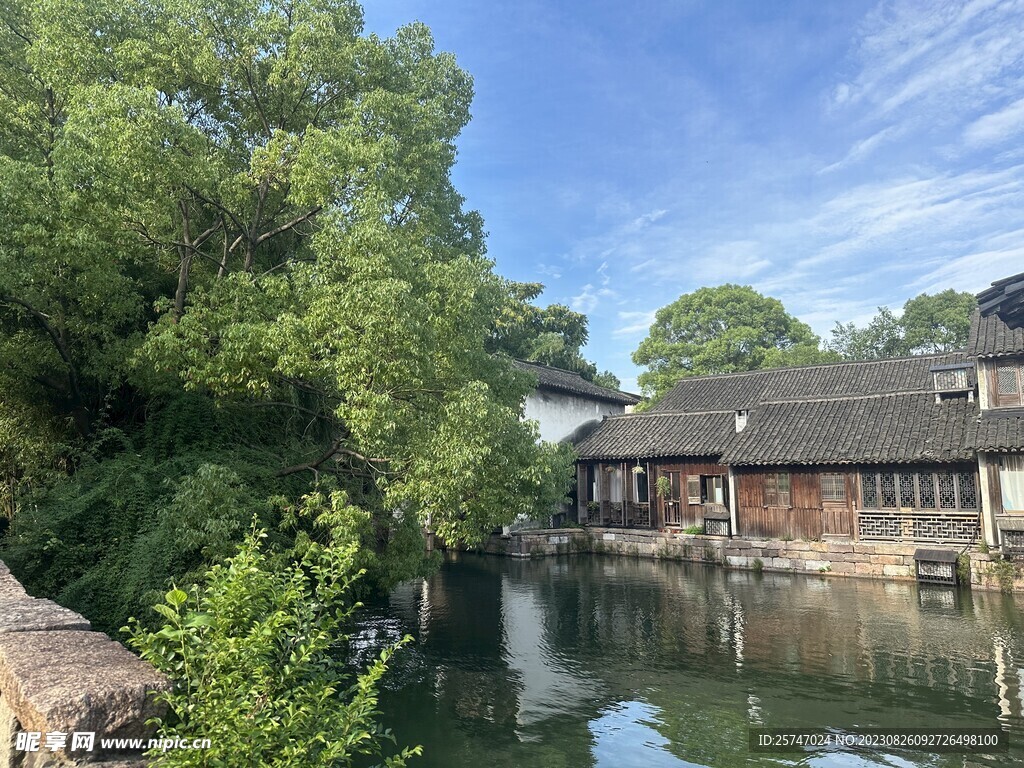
xmin=902 ymin=289 xmax=977 ymax=353
xmin=489 ymin=280 xmax=620 ymax=388
xmin=126 ymin=493 xmax=420 ymax=767
xmin=827 ymin=307 xmax=909 ymax=360
xmin=827 ymin=290 xmax=976 ymax=359
xmin=1 ymin=0 xmax=571 ymax=629
xmin=632 ymin=284 xmax=831 ymax=401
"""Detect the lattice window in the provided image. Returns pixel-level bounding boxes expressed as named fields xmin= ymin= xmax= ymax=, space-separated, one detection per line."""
xmin=937 ymin=472 xmax=957 ymax=509
xmin=861 ymin=472 xmax=878 ymax=508
xmin=933 ymin=369 xmax=968 ymax=391
xmin=957 ymin=473 xmax=977 ymax=510
xmin=765 ymin=473 xmax=791 ymax=507
xmin=918 ymin=474 xmax=936 ymax=508
xmin=880 ymin=472 xmax=897 ymax=509
xmin=996 ymin=362 xmax=1024 ymax=407
xmin=899 ymin=472 xmax=916 ymax=508
xmin=997 ymin=365 xmax=1020 ymax=393
xmin=820 ymin=473 xmax=846 ymax=501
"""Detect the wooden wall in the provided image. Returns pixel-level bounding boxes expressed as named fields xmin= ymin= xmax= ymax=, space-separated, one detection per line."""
xmin=735 ymin=466 xmax=857 ymax=540
xmin=649 ymin=459 xmax=728 ymax=529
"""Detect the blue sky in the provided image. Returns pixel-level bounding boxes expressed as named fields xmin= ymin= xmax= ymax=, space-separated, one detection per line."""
xmin=363 ymin=0 xmax=1024 ymax=391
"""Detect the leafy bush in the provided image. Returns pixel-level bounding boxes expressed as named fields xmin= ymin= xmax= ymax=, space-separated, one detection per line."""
xmin=126 ymin=492 xmax=419 ymax=767
xmin=683 ymin=524 xmax=703 ymax=535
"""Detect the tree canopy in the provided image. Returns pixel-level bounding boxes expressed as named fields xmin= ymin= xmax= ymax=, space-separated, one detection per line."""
xmin=827 ymin=289 xmax=977 ymax=359
xmin=0 ymin=0 xmax=571 ymax=631
xmin=631 ymin=284 xmax=837 ymax=401
xmin=488 ymin=280 xmax=621 ymax=388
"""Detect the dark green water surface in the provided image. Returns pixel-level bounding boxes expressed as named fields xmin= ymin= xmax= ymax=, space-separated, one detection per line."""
xmin=352 ymin=554 xmax=1024 ymax=767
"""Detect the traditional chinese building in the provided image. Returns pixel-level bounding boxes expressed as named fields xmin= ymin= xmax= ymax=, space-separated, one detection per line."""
xmin=572 ymin=272 xmax=1024 ymax=557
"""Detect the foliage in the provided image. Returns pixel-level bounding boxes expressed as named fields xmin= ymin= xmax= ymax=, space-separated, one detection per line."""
xmin=988 ymin=558 xmax=1017 ymax=594
xmin=683 ymin=525 xmax=703 ymax=535
xmin=126 ymin=493 xmax=420 ymax=767
xmin=489 ymin=281 xmax=620 ymax=387
xmin=827 ymin=290 xmax=977 ymax=359
xmin=632 ymin=285 xmax=832 ymax=401
xmin=0 ymin=0 xmax=574 ymax=634
xmin=956 ymin=553 xmax=971 ymax=585
xmin=655 ymin=475 xmax=672 ymax=499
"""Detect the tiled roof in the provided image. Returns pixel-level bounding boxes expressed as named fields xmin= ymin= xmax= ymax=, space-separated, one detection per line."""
xmin=720 ymin=393 xmax=978 ymax=465
xmin=650 ymin=352 xmax=968 ymax=412
xmin=513 ymin=360 xmax=641 ymax=405
xmin=974 ymin=409 xmax=1024 ymax=452
xmin=967 ymin=311 xmax=1024 ymax=358
xmin=575 ymin=410 xmax=736 ymax=460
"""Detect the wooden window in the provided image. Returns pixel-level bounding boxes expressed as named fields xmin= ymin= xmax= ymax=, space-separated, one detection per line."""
xmin=995 ymin=361 xmax=1024 ymax=407
xmin=634 ymin=470 xmax=649 ymax=503
xmin=932 ymin=368 xmax=968 ymax=391
xmin=820 ymin=473 xmax=846 ymax=501
xmin=686 ymin=476 xmax=701 ymax=504
xmin=702 ymin=475 xmax=725 ymax=505
xmin=765 ymin=472 xmax=791 ymax=507
xmin=999 ymin=455 xmax=1024 ymax=512
xmin=858 ymin=469 xmax=978 ymax=511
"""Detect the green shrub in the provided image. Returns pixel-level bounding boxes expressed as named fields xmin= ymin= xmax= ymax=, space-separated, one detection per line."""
xmin=683 ymin=524 xmax=703 ymax=535
xmin=989 ymin=558 xmax=1017 ymax=594
xmin=126 ymin=492 xmax=418 ymax=767
xmin=752 ymin=558 xmax=764 ymax=573
xmin=956 ymin=553 xmax=972 ymax=585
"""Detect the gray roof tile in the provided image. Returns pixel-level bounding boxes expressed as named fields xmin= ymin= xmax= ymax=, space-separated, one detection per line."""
xmin=974 ymin=409 xmax=1024 ymax=452
xmin=575 ymin=410 xmax=736 ymax=460
xmin=967 ymin=311 xmax=1024 ymax=358
xmin=720 ymin=393 xmax=978 ymax=465
xmin=514 ymin=360 xmax=641 ymax=405
xmin=650 ymin=352 xmax=968 ymax=412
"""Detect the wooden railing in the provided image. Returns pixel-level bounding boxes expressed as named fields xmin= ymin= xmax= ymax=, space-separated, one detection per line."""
xmin=857 ymin=510 xmax=980 ymax=544
xmin=664 ymin=500 xmax=683 ymax=527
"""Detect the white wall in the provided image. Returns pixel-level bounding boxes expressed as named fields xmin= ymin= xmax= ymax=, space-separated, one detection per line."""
xmin=523 ymin=388 xmax=626 ymax=444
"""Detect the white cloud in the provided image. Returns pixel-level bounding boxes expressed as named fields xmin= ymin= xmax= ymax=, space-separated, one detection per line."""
xmin=820 ymin=125 xmax=905 ymax=173
xmin=612 ymin=310 xmax=657 ymax=338
xmin=963 ymin=96 xmax=1024 ymax=146
xmin=571 ymin=283 xmax=615 ymax=314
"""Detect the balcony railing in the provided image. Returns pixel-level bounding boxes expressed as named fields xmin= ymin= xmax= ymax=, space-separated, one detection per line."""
xmin=857 ymin=510 xmax=979 ymax=544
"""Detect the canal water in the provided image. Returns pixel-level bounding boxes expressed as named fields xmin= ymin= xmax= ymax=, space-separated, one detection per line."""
xmin=352 ymin=553 xmax=1024 ymax=767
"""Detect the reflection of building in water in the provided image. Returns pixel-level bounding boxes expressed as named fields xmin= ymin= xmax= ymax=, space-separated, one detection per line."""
xmin=522 ymin=556 xmax=1024 ymax=726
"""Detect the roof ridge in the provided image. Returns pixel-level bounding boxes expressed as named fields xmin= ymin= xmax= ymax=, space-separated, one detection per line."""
xmin=759 ymin=390 xmax=938 ymax=406
xmin=658 ymin=350 xmax=966 ymax=385
xmin=602 ymin=408 xmax=735 ymax=421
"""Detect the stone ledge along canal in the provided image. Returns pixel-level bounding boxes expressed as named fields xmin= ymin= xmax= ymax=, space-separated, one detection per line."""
xmin=350 ymin=553 xmax=1024 ymax=767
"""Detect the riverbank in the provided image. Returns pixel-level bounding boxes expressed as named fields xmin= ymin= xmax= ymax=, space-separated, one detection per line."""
xmin=480 ymin=527 xmax=1024 ymax=593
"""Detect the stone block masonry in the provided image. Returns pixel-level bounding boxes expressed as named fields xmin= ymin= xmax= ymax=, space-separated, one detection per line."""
xmin=0 ymin=561 xmax=169 ymax=767
xmin=481 ymin=528 xmax=1024 ymax=593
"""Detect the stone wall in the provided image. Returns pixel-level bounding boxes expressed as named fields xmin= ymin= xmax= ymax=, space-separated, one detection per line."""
xmin=0 ymin=561 xmax=168 ymax=767
xmin=482 ymin=528 xmax=1024 ymax=592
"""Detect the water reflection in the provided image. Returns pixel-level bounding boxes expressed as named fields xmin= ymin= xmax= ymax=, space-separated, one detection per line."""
xmin=354 ymin=554 xmax=1024 ymax=767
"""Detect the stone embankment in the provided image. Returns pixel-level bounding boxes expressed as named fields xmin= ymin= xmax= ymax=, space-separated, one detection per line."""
xmin=0 ymin=561 xmax=168 ymax=767
xmin=483 ymin=527 xmax=1024 ymax=592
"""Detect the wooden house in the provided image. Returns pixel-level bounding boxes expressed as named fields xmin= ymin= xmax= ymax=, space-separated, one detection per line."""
xmin=969 ymin=272 xmax=1024 ymax=551
xmin=575 ymin=352 xmax=982 ymax=547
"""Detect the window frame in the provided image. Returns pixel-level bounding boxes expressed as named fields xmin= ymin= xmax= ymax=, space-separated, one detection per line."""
xmin=820 ymin=472 xmax=846 ymax=502
xmin=993 ymin=360 xmax=1024 ymax=407
xmin=764 ymin=472 xmax=791 ymax=507
xmin=859 ymin=468 xmax=978 ymax=511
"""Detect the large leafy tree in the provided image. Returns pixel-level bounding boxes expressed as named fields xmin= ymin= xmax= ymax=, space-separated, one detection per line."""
xmin=0 ymin=0 xmax=569 ymax=628
xmin=489 ymin=280 xmax=621 ymax=388
xmin=632 ymin=284 xmax=836 ymax=401
xmin=827 ymin=290 xmax=977 ymax=359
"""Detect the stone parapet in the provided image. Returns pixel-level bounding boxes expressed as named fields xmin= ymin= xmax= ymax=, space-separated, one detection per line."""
xmin=0 ymin=561 xmax=169 ymax=767
xmin=481 ymin=528 xmax=1024 ymax=593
